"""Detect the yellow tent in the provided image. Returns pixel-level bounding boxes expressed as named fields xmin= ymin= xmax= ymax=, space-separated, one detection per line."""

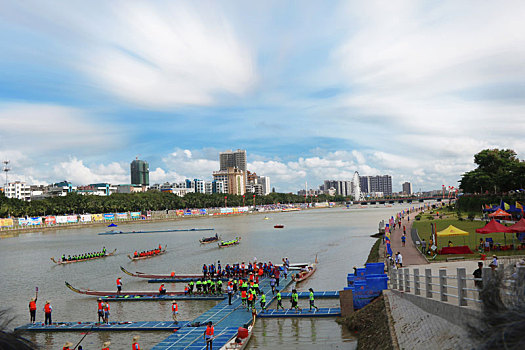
xmin=436 ymin=225 xmax=469 ymax=237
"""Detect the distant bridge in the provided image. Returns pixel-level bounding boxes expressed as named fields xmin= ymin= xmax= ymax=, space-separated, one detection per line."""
xmin=353 ymin=196 xmax=455 ymax=205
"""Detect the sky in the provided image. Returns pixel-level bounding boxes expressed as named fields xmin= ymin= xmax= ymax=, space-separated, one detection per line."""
xmin=1 ymin=0 xmax=525 ymax=193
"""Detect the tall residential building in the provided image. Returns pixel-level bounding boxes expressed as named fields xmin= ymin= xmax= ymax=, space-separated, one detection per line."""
xmin=130 ymin=159 xmax=149 ymax=186
xmin=194 ymin=179 xmax=205 ymax=194
xmin=213 ymin=167 xmax=245 ymax=195
xmin=5 ymin=181 xmax=31 ymax=201
xmin=323 ymin=180 xmax=352 ymax=196
xmin=402 ymin=182 xmax=413 ymax=195
xmin=220 ymin=149 xmax=247 ymax=171
xmin=359 ymin=175 xmax=393 ymax=195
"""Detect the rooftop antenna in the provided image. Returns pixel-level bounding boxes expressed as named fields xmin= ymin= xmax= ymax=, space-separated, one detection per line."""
xmin=3 ymin=160 xmax=10 ymax=191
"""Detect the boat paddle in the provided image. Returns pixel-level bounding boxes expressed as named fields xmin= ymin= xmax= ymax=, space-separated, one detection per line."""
xmin=73 ymin=325 xmax=94 ymax=350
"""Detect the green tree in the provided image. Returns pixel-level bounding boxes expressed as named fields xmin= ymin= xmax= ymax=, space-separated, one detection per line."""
xmin=459 ymin=149 xmax=525 ymax=194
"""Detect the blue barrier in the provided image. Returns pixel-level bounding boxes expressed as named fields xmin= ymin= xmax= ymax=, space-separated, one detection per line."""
xmin=365 ymin=262 xmax=385 ymax=275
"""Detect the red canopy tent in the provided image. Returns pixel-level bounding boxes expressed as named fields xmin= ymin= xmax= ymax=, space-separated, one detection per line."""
xmin=488 ymin=208 xmax=511 ymax=218
xmin=509 ymin=218 xmax=525 ymax=233
xmin=476 ymin=219 xmax=513 ymax=247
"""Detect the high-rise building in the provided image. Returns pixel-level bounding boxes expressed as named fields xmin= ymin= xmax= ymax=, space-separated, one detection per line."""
xmin=194 ymin=179 xmax=205 ymax=193
xmin=213 ymin=167 xmax=245 ymax=195
xmin=359 ymin=175 xmax=392 ymax=195
xmin=131 ymin=159 xmax=149 ymax=186
xmin=5 ymin=181 xmax=31 ymax=201
xmin=323 ymin=180 xmax=352 ymax=196
xmin=220 ymin=149 xmax=246 ymax=171
xmin=402 ymin=182 xmax=413 ymax=195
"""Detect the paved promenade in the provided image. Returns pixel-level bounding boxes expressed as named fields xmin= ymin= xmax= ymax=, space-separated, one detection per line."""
xmin=389 ymin=211 xmax=428 ymax=266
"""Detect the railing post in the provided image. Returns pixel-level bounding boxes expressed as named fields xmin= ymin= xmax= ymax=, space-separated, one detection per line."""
xmin=414 ymin=268 xmax=420 ymax=296
xmin=404 ymin=268 xmax=410 ymax=293
xmin=425 ymin=268 xmax=432 ymax=298
xmin=398 ymin=269 xmax=404 ymax=291
xmin=482 ymin=267 xmax=491 ymax=288
xmin=391 ymin=269 xmax=397 ymax=290
xmin=457 ymin=267 xmax=467 ymax=306
xmin=439 ymin=269 xmax=447 ymax=302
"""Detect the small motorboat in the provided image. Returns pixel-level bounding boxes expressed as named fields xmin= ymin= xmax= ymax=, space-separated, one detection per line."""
xmin=274 ymin=225 xmax=284 ymax=228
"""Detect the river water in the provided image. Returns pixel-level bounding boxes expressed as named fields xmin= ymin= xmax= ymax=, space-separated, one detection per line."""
xmin=0 ymin=205 xmax=411 ymax=349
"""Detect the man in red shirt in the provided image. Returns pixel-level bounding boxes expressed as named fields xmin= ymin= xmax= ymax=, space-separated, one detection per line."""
xmin=29 ymin=296 xmax=37 ymax=324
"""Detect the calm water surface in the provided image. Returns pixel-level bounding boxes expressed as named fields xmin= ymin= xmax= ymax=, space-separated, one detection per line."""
xmin=0 ymin=205 xmax=411 ymax=349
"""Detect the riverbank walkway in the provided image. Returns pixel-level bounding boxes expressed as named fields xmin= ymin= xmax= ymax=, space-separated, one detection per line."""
xmin=152 ymin=274 xmax=295 ymax=350
xmin=389 ymin=211 xmax=428 ymax=266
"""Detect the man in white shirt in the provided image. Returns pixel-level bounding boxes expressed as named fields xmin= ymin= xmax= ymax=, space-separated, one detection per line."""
xmin=396 ymin=252 xmax=403 ymax=268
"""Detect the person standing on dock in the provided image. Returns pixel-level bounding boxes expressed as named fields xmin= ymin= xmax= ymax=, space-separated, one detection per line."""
xmin=132 ymin=335 xmax=140 ymax=350
xmin=241 ymin=289 xmax=247 ymax=307
xmin=276 ymin=290 xmax=284 ymax=310
xmin=309 ymin=288 xmax=319 ymax=311
xmin=189 ymin=280 xmax=194 ymax=295
xmin=116 ymin=277 xmax=122 ymax=294
xmin=43 ymin=300 xmax=52 ymax=325
xmin=401 ymin=234 xmax=406 ymax=247
xmin=270 ymin=275 xmax=276 ymax=294
xmin=171 ymin=301 xmax=178 ymax=324
xmin=260 ymin=293 xmax=266 ymax=312
xmin=204 ymin=321 xmax=214 ymax=350
xmin=227 ymin=282 xmax=233 ymax=305
xmin=290 ymin=289 xmax=301 ymax=313
xmin=97 ymin=298 xmax=104 ymax=323
xmin=103 ymin=301 xmax=110 ymax=324
xmin=29 ymin=291 xmax=37 ymax=324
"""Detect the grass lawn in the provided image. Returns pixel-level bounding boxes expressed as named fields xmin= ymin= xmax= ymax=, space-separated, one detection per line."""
xmin=413 ymin=214 xmax=524 ymax=261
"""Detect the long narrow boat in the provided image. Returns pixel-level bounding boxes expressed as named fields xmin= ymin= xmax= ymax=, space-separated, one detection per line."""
xmin=128 ymin=245 xmax=167 ymax=261
xmin=221 ymin=316 xmax=255 ymax=349
xmin=218 ymin=237 xmax=241 ymax=248
xmin=292 ymin=262 xmax=317 ymax=283
xmin=51 ymin=249 xmax=117 ymax=265
xmin=65 ymin=281 xmax=185 ymax=297
xmin=200 ymin=234 xmax=220 ymax=244
xmin=120 ymin=266 xmax=201 ymax=280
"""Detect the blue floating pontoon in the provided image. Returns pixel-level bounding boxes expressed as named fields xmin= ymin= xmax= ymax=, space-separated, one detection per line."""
xmin=257 ymin=307 xmax=341 ymax=318
xmin=15 ymin=321 xmax=189 ymax=332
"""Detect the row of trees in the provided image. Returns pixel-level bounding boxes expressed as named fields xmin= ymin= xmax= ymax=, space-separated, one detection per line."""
xmin=0 ymin=191 xmax=349 ymax=218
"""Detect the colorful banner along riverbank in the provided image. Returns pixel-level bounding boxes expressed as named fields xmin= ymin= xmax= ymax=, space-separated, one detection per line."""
xmin=0 ymin=218 xmax=14 ymax=227
xmin=130 ymin=212 xmax=141 ymax=219
xmin=92 ymin=214 xmax=103 ymax=221
xmin=45 ymin=216 xmax=56 ymax=225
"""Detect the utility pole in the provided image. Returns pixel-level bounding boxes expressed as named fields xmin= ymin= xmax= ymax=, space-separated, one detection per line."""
xmin=3 ymin=160 xmax=10 ymax=195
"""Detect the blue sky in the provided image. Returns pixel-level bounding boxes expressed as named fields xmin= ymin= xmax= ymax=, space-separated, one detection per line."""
xmin=1 ymin=0 xmax=525 ymax=192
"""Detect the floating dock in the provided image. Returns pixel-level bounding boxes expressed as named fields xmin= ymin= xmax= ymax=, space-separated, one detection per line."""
xmin=152 ymin=275 xmax=295 ymax=349
xmin=257 ymin=307 xmax=341 ymax=318
xmin=98 ymin=228 xmax=214 ymax=235
xmin=15 ymin=321 xmax=189 ymax=332
xmin=280 ymin=291 xmax=339 ymax=299
xmin=101 ymin=294 xmax=226 ymax=302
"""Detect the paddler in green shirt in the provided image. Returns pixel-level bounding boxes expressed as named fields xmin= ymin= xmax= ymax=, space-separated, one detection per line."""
xmin=291 ymin=289 xmax=301 ymax=313
xmin=202 ymin=279 xmax=208 ymax=294
xmin=260 ymin=293 xmax=266 ymax=312
xmin=309 ymin=288 xmax=319 ymax=311
xmin=189 ymin=281 xmax=194 ymax=295
xmin=210 ymin=280 xmax=216 ymax=294
xmin=276 ymin=290 xmax=284 ymax=310
xmin=217 ymin=280 xmax=223 ymax=294
xmin=253 ymin=282 xmax=259 ymax=295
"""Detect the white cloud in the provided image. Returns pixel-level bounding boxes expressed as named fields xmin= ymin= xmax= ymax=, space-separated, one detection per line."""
xmin=80 ymin=2 xmax=256 ymax=108
xmin=0 ymin=103 xmax=121 ymax=154
xmin=53 ymin=158 xmax=128 ymax=185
